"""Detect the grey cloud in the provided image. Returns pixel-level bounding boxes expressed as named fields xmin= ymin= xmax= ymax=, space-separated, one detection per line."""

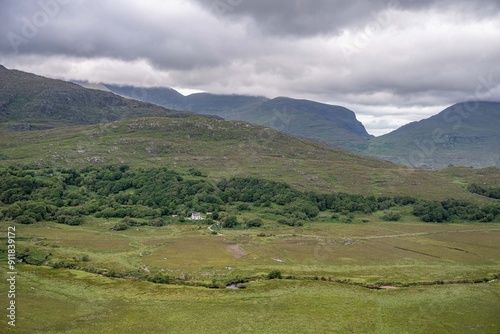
xmin=192 ymin=0 xmax=500 ymax=36
xmin=1 ymin=0 xmax=500 ymax=135
xmin=0 ymin=0 xmax=243 ymax=70
xmin=193 ymin=0 xmax=403 ymax=36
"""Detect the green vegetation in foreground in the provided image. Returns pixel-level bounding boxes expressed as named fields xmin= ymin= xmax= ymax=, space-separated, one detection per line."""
xmin=1 ymin=230 xmax=500 ymax=333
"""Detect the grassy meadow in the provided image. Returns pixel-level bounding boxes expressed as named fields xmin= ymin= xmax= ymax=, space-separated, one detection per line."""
xmin=2 ymin=214 xmax=500 ymax=333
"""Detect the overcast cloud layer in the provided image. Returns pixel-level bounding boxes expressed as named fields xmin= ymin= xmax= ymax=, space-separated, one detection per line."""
xmin=1 ymin=0 xmax=500 ymax=135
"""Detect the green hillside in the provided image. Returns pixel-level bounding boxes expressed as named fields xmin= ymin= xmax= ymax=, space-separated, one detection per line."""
xmin=364 ymin=102 xmax=500 ymax=169
xmin=0 ymin=65 xmax=198 ymax=130
xmin=1 ymin=116 xmax=499 ymax=201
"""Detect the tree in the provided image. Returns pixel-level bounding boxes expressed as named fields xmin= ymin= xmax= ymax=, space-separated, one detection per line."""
xmin=222 ymin=215 xmax=239 ymax=228
xmin=237 ymin=203 xmax=251 ymax=211
xmin=283 ymin=199 xmax=319 ymax=219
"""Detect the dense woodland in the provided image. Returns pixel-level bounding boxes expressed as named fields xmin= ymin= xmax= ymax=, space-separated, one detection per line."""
xmin=1 ymin=165 xmax=499 ymax=227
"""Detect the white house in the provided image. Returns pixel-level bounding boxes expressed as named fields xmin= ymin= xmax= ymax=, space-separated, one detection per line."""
xmin=190 ymin=213 xmax=203 ymax=221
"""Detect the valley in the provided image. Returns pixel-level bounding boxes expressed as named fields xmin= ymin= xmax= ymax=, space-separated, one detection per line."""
xmin=1 ymin=65 xmax=499 ymax=333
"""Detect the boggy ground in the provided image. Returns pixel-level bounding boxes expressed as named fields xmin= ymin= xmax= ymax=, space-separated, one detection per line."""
xmin=1 ymin=218 xmax=500 ymax=333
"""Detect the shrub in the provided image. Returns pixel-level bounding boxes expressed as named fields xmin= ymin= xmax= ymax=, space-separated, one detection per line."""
xmin=148 ymin=217 xmax=166 ymax=227
xmin=56 ymin=215 xmax=84 ymax=226
xmin=188 ymin=168 xmax=206 ymax=177
xmin=247 ymin=218 xmax=263 ymax=228
xmin=277 ymin=218 xmax=303 ymax=227
xmin=18 ymin=248 xmax=51 ymax=265
xmin=1 ymin=204 xmax=23 ymax=220
xmin=268 ymin=270 xmax=282 ymax=279
xmin=15 ymin=214 xmax=37 ymax=224
xmin=413 ymin=201 xmax=450 ymax=223
xmin=52 ymin=261 xmax=77 ymax=269
xmin=111 ymin=222 xmax=130 ymax=231
xmin=381 ymin=212 xmax=401 ymax=222
xmin=147 ymin=273 xmax=173 ymax=284
xmin=283 ymin=199 xmax=319 ymax=219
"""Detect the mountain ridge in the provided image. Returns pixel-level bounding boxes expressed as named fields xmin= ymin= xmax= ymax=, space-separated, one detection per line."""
xmin=102 ymin=84 xmax=372 ymax=151
xmin=0 ymin=65 xmax=205 ymax=131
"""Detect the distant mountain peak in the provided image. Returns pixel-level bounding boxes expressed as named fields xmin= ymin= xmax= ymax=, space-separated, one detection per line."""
xmin=364 ymin=101 xmax=500 ymax=168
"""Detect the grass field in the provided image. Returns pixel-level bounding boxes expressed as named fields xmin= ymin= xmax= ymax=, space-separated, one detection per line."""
xmin=2 ymin=266 xmax=498 ymax=334
xmin=2 ymin=217 xmax=500 ymax=333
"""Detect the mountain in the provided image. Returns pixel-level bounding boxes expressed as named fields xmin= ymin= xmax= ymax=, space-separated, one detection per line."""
xmin=182 ymin=92 xmax=268 ymax=116
xmin=104 ymin=84 xmax=187 ymax=110
xmin=364 ymin=102 xmax=500 ymax=169
xmin=103 ymin=85 xmax=371 ymax=150
xmin=102 ymin=84 xmax=500 ymax=168
xmin=0 ymin=65 xmax=199 ymax=131
xmin=104 ymin=84 xmax=268 ymax=115
xmin=5 ymin=66 xmax=498 ymax=169
xmin=223 ymin=97 xmax=372 ymax=151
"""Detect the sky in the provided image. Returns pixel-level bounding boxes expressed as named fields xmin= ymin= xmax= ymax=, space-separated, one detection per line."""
xmin=1 ymin=0 xmax=500 ymax=135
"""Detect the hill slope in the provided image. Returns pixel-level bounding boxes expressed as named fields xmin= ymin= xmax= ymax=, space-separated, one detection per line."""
xmin=0 ymin=65 xmax=198 ymax=131
xmin=103 ymin=85 xmax=371 ymax=150
xmin=1 ymin=116 xmax=498 ymax=200
xmin=364 ymin=102 xmax=500 ymax=169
